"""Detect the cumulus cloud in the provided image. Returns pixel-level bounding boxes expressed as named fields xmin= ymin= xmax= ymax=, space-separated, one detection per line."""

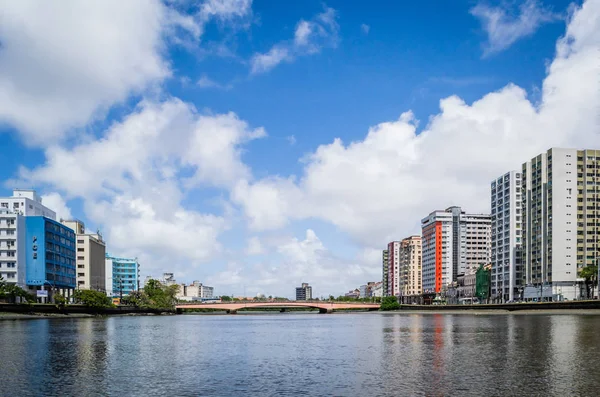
xmin=471 ymin=0 xmax=560 ymax=56
xmin=16 ymin=99 xmax=266 ymax=278
xmin=361 ymin=23 xmax=370 ymax=34
xmin=250 ymin=6 xmax=339 ymax=74
xmin=0 ymin=0 xmax=254 ymax=145
xmin=233 ymin=0 xmax=600 ymax=252
xmin=197 ymin=74 xmax=233 ymax=90
xmin=40 ymin=192 xmax=73 ymax=222
xmin=245 ymin=236 xmax=265 ymax=255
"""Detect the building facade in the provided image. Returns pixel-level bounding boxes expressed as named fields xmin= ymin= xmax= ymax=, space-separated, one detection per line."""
xmin=522 ymin=148 xmax=600 ymax=300
xmin=105 ymin=254 xmax=140 ymax=297
xmin=25 ymin=216 xmax=76 ymax=302
xmin=387 ymin=241 xmax=401 ymax=296
xmin=295 ymin=282 xmax=312 ymax=301
xmin=0 ymin=189 xmax=56 ymax=220
xmin=399 ymin=236 xmax=422 ymax=297
xmin=422 ymin=207 xmax=491 ymax=294
xmin=0 ymin=209 xmax=26 ymax=288
xmin=491 ymin=171 xmax=523 ymax=302
xmin=61 ymin=220 xmax=106 ymax=292
xmin=382 ymin=249 xmax=389 ymax=297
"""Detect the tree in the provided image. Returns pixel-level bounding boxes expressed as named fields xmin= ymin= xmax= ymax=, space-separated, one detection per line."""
xmin=142 ymin=279 xmax=178 ymax=309
xmin=0 ymin=276 xmax=35 ymax=303
xmin=73 ymin=289 xmax=114 ymax=308
xmin=220 ymin=295 xmax=232 ymax=301
xmin=380 ymin=296 xmax=400 ymax=311
xmin=579 ymin=265 xmax=598 ymax=299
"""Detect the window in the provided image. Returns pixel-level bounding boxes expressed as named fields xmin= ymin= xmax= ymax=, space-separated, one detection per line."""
xmin=77 ymin=256 xmax=84 ymax=260
xmin=77 ymin=239 xmax=84 ymax=244
xmin=77 ymin=248 xmax=84 ymax=252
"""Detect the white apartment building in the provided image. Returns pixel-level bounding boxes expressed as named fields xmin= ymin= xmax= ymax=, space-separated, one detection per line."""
xmin=0 ymin=210 xmax=26 ymax=288
xmin=177 ymin=281 xmax=214 ymax=300
xmin=382 ymin=249 xmax=389 ymax=296
xmin=386 ymin=241 xmax=401 ymax=296
xmin=421 ymin=207 xmax=491 ymax=294
xmin=1 ymin=189 xmax=56 ymax=220
xmin=61 ymin=220 xmax=106 ymax=292
xmin=522 ymin=148 xmax=600 ymax=300
xmin=491 ymin=171 xmax=523 ymax=302
xmin=399 ymin=236 xmax=422 ymax=297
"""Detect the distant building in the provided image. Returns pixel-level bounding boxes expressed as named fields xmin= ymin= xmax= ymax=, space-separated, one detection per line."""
xmin=105 ymin=254 xmax=140 ymax=297
xmin=177 ymin=280 xmax=214 ymax=300
xmin=386 ymin=241 xmax=401 ymax=296
xmin=399 ymin=236 xmax=422 ymax=297
xmin=161 ymin=272 xmax=176 ymax=286
xmin=359 ymin=284 xmax=368 ymax=298
xmin=25 ymin=217 xmax=76 ymax=302
xmin=382 ymin=249 xmax=389 ymax=296
xmin=370 ymin=282 xmax=383 ymax=297
xmin=422 ymin=206 xmax=491 ymax=294
xmin=295 ymin=282 xmax=312 ymax=301
xmin=61 ymin=219 xmax=106 ymax=292
xmin=345 ymin=289 xmax=360 ymax=299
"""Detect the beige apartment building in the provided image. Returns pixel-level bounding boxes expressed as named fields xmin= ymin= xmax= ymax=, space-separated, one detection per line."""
xmin=61 ymin=220 xmax=106 ymax=292
xmin=399 ymin=235 xmax=422 ymax=298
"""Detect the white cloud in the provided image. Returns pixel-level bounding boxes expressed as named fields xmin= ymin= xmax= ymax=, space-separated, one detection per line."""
xmin=209 ymin=229 xmax=378 ymax=297
xmin=286 ymin=135 xmax=297 ymax=145
xmin=361 ymin=23 xmax=370 ymax=34
xmin=233 ymin=0 xmax=600 ymax=252
xmin=0 ymin=0 xmax=255 ymax=145
xmin=16 ymin=98 xmax=266 ymax=279
xmin=471 ymin=0 xmax=560 ymax=56
xmin=197 ymin=74 xmax=233 ymax=90
xmin=245 ymin=236 xmax=264 ymax=255
xmin=250 ymin=6 xmax=339 ymax=74
xmin=40 ymin=192 xmax=73 ymax=222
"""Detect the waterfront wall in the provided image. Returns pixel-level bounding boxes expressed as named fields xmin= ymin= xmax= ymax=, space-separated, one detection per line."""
xmin=397 ymin=300 xmax=600 ymax=311
xmin=0 ymin=303 xmax=172 ymax=315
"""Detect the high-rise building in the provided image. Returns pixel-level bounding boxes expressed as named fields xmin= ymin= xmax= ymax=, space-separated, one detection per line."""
xmin=399 ymin=236 xmax=422 ymax=297
xmin=25 ymin=216 xmax=76 ymax=302
xmin=387 ymin=241 xmax=401 ymax=296
xmin=522 ymin=148 xmax=600 ymax=300
xmin=382 ymin=249 xmax=389 ymax=297
xmin=61 ymin=220 xmax=106 ymax=292
xmin=491 ymin=171 xmax=523 ymax=302
xmin=105 ymin=254 xmax=140 ymax=297
xmin=295 ymin=282 xmax=312 ymax=301
xmin=421 ymin=207 xmax=491 ymax=294
xmin=0 ymin=209 xmax=26 ymax=289
xmin=0 ymin=189 xmax=56 ymax=220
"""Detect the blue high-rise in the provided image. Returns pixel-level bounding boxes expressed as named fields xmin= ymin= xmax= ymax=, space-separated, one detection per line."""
xmin=25 ymin=217 xmax=76 ymax=299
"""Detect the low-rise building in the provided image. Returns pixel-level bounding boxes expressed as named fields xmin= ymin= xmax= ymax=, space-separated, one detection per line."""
xmin=0 ymin=209 xmax=25 ymax=289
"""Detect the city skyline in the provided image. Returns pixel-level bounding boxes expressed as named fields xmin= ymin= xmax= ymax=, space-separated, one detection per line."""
xmin=0 ymin=0 xmax=598 ymax=298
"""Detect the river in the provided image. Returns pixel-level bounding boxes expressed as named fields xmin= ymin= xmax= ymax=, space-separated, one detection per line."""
xmin=1 ymin=312 xmax=599 ymax=396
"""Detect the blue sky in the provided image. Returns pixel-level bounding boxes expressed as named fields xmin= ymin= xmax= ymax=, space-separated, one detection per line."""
xmin=0 ymin=0 xmax=598 ymax=298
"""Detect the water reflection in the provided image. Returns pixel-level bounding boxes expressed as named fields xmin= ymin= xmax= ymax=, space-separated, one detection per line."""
xmin=1 ymin=313 xmax=599 ymax=396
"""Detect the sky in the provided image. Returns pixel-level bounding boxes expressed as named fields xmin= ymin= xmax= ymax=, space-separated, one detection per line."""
xmin=0 ymin=0 xmax=598 ymax=298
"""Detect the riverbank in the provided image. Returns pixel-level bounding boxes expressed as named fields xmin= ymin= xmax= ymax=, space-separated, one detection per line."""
xmin=0 ymin=311 xmax=171 ymax=321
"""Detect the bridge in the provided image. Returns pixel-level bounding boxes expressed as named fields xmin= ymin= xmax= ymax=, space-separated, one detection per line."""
xmin=175 ymin=301 xmax=380 ymax=314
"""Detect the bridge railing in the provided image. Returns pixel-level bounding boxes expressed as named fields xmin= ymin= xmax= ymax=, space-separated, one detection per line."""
xmin=175 ymin=300 xmax=380 ymax=306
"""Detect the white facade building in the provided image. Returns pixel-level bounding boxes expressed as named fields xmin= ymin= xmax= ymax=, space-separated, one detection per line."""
xmin=0 ymin=210 xmax=26 ymax=288
xmin=61 ymin=220 xmax=106 ymax=292
xmin=522 ymin=148 xmax=600 ymax=300
xmin=386 ymin=241 xmax=401 ymax=296
xmin=1 ymin=189 xmax=56 ymax=220
xmin=491 ymin=171 xmax=523 ymax=302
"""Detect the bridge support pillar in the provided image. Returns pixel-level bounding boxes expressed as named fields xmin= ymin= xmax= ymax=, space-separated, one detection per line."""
xmin=319 ymin=308 xmax=333 ymax=314
xmin=227 ymin=309 xmax=237 ymax=315
xmin=280 ymin=308 xmax=286 ymax=313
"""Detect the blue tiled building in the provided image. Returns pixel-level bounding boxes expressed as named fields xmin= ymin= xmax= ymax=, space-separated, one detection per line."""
xmin=105 ymin=254 xmax=140 ymax=297
xmin=25 ymin=217 xmax=76 ymax=300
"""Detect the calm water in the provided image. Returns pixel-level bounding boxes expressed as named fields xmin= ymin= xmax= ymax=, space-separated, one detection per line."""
xmin=1 ymin=313 xmax=600 ymax=396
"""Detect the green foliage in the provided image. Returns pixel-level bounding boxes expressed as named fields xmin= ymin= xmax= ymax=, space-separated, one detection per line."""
xmin=73 ymin=289 xmax=114 ymax=308
xmin=130 ymin=279 xmax=179 ymax=310
xmin=380 ymin=296 xmax=400 ymax=311
xmin=579 ymin=265 xmax=598 ymax=281
xmin=0 ymin=276 xmax=35 ymax=303
xmin=220 ymin=295 xmax=233 ymax=301
xmin=54 ymin=293 xmax=68 ymax=308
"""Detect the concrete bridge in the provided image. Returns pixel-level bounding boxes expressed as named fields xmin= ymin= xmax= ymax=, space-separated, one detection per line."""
xmin=175 ymin=301 xmax=380 ymax=314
